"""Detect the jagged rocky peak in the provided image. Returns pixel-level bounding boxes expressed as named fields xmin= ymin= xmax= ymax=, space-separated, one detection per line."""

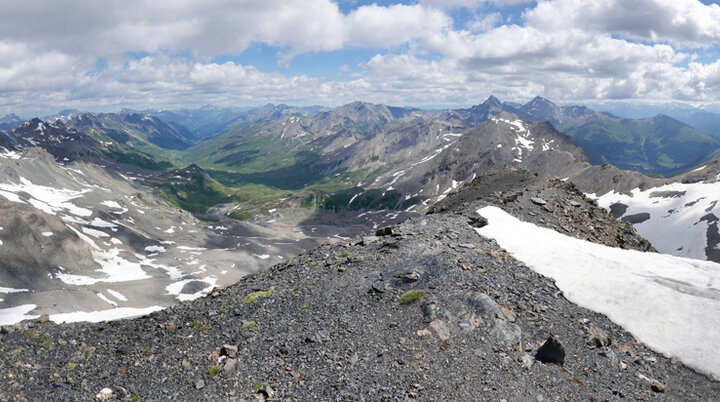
xmin=483 ymin=94 xmax=503 ymax=106
xmin=525 ymin=95 xmax=556 ymax=109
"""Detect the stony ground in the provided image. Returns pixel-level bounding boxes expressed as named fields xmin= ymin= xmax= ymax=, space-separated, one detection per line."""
xmin=0 ymin=170 xmax=717 ymax=401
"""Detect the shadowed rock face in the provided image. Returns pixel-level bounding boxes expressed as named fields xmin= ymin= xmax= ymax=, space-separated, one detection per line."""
xmin=0 ymin=176 xmax=716 ymax=400
xmin=622 ymin=213 xmax=651 ymax=224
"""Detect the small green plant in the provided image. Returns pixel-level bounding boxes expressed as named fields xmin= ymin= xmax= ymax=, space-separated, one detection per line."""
xmin=313 ymin=263 xmax=319 ymax=267
xmin=65 ymin=362 xmax=77 ymax=372
xmin=241 ymin=321 xmax=258 ymax=332
xmin=307 ymin=285 xmax=315 ymax=290
xmin=190 ymin=320 xmax=200 ymax=327
xmin=293 ymin=286 xmax=300 ymax=291
xmin=37 ymin=335 xmax=53 ymax=348
xmin=131 ymin=396 xmax=141 ymax=402
xmin=338 ymin=252 xmax=349 ymax=258
xmin=304 ymin=259 xmax=311 ymax=263
xmin=399 ymin=290 xmax=427 ymax=304
xmin=207 ymin=366 xmax=221 ymax=376
xmin=198 ymin=325 xmax=211 ymax=332
xmin=219 ymin=308 xmax=228 ymax=314
xmin=143 ymin=347 xmax=151 ymax=355
xmin=254 ymin=381 xmax=269 ymax=393
xmin=2 ymin=343 xmax=18 ymax=352
xmin=301 ymin=304 xmax=309 ymax=309
xmin=243 ymin=289 xmax=275 ymax=304
xmin=239 ymin=321 xmax=259 ymax=338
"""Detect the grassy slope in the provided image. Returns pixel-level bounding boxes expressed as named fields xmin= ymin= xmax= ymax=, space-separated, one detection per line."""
xmin=560 ymin=116 xmax=720 ymax=177
xmin=172 ymin=120 xmax=387 ymax=215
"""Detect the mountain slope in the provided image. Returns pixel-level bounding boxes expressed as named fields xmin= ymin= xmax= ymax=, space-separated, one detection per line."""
xmin=329 ymin=112 xmax=589 ymax=212
xmin=562 ymin=114 xmax=720 ymax=176
xmin=0 ymin=118 xmax=99 ymax=162
xmin=590 ymin=153 xmax=720 ymax=263
xmin=515 ymin=96 xmax=720 ymax=177
xmin=0 ymin=172 xmax=717 ymax=400
xmin=0 ymin=147 xmax=367 ymax=321
xmin=68 ymin=113 xmax=193 ymax=151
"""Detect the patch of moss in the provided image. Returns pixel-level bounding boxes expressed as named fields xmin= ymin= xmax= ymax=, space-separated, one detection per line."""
xmin=399 ymin=290 xmax=427 ymax=304
xmin=2 ymin=343 xmax=18 ymax=352
xmin=338 ymin=252 xmax=349 ymax=258
xmin=198 ymin=325 xmax=211 ymax=332
xmin=241 ymin=321 xmax=258 ymax=333
xmin=207 ymin=366 xmax=221 ymax=376
xmin=243 ymin=289 xmax=275 ymax=304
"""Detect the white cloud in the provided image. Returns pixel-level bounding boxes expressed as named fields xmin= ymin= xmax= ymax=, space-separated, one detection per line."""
xmin=420 ymin=0 xmax=533 ymax=9
xmin=0 ymin=0 xmax=449 ymax=61
xmin=525 ymin=0 xmax=720 ymax=48
xmin=1 ymin=0 xmax=720 ymax=114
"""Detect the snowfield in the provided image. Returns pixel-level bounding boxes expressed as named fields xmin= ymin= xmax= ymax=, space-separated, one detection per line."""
xmin=590 ymin=180 xmax=720 ymax=261
xmin=476 ymin=206 xmax=720 ymax=380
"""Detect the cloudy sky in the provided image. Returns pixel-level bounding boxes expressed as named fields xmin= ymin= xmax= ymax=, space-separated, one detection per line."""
xmin=2 ymin=0 xmax=720 ymax=115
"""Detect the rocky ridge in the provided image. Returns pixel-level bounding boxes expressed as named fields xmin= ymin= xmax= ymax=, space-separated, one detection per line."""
xmin=0 ymin=169 xmax=715 ymax=401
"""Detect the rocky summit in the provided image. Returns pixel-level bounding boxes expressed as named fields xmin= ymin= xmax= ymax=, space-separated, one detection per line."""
xmin=1 ymin=169 xmax=716 ymax=401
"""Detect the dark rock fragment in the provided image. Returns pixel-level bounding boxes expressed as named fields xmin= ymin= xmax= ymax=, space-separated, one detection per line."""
xmin=376 ymin=227 xmax=393 ymax=236
xmin=535 ymin=336 xmax=565 ymax=365
xmin=468 ymin=215 xmax=488 ymax=228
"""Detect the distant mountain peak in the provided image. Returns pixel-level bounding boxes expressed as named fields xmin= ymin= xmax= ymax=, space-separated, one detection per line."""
xmin=1 ymin=113 xmax=21 ymax=121
xmin=483 ymin=95 xmax=502 ymax=106
xmin=529 ymin=96 xmax=555 ymax=106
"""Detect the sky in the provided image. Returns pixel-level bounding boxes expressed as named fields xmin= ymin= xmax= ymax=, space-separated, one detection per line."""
xmin=2 ymin=0 xmax=720 ymax=116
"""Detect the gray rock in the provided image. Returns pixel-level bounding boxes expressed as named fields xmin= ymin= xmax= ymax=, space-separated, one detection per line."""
xmin=428 ymin=320 xmax=450 ymax=341
xmin=520 ymin=353 xmax=534 ymax=369
xmin=223 ymin=358 xmax=237 ymax=375
xmin=586 ymin=326 xmax=611 ymax=348
xmin=305 ymin=330 xmax=330 ymax=343
xmin=221 ymin=344 xmax=238 ymax=358
xmin=530 ymin=197 xmax=547 ymax=206
xmin=638 ymin=373 xmax=665 ymax=393
xmin=257 ymin=384 xmax=275 ymax=398
xmin=194 ymin=378 xmax=205 ymax=390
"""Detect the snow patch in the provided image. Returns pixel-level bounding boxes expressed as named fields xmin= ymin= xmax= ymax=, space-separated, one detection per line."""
xmin=165 ymin=277 xmax=218 ymax=301
xmin=0 ymin=177 xmax=92 ymax=216
xmin=476 ymin=206 xmax=720 ymax=380
xmin=0 ymin=286 xmax=30 ymax=294
xmin=592 ymin=180 xmax=720 ymax=261
xmin=100 ymin=200 xmax=122 ymax=209
xmin=0 ymin=304 xmax=39 ymax=325
xmin=97 ymin=292 xmax=118 ymax=307
xmin=50 ymin=306 xmax=163 ymax=323
xmin=106 ymin=289 xmax=128 ymax=302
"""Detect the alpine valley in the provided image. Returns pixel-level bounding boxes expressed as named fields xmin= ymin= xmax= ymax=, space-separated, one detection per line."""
xmin=2 ymin=96 xmax=720 ymax=400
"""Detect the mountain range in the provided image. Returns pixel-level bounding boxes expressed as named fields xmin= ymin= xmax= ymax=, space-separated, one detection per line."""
xmin=2 ymin=96 xmax=720 ymax=398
